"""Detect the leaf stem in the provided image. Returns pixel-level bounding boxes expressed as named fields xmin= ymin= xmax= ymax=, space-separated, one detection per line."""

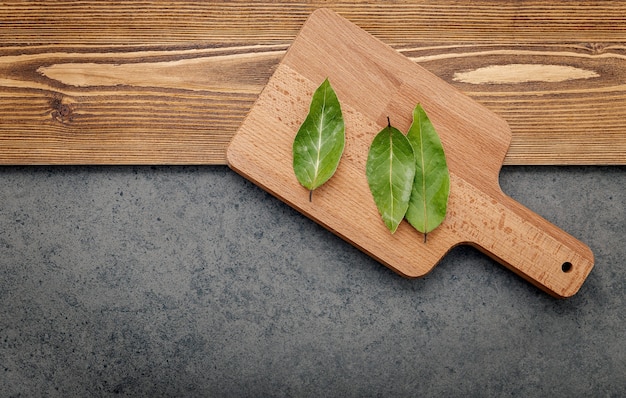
xmin=424 ymin=232 xmax=428 ymax=243
xmin=309 ymin=190 xmax=313 ymax=202
xmin=387 ymin=116 xmax=391 ymax=128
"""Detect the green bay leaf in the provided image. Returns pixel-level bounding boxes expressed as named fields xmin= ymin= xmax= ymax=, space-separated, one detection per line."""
xmin=366 ymin=120 xmax=416 ymax=233
xmin=405 ymin=104 xmax=450 ymax=242
xmin=292 ymin=78 xmax=345 ymax=201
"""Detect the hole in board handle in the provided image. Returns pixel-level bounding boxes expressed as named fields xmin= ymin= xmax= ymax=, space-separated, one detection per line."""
xmin=561 ymin=262 xmax=573 ymax=273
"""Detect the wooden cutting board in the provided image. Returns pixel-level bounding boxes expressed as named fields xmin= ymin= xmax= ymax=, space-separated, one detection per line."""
xmin=227 ymin=9 xmax=594 ymax=298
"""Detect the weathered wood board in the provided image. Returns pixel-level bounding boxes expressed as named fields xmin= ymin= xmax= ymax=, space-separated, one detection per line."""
xmin=0 ymin=1 xmax=625 ymax=165
xmin=227 ymin=9 xmax=594 ymax=298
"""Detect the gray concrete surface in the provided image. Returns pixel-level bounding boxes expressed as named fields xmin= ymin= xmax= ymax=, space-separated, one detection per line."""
xmin=0 ymin=165 xmax=624 ymax=397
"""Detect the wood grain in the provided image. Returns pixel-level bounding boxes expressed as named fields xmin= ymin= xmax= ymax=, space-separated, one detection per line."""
xmin=227 ymin=9 xmax=594 ymax=297
xmin=0 ymin=1 xmax=625 ymax=165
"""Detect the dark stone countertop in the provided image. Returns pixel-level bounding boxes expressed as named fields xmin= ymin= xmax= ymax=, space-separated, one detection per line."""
xmin=1 ymin=165 xmax=624 ymax=396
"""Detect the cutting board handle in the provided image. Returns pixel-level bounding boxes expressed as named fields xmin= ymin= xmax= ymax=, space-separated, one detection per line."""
xmin=453 ymin=176 xmax=594 ymax=298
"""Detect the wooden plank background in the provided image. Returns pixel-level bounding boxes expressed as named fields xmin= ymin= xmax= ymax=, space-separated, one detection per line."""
xmin=0 ymin=0 xmax=625 ymax=165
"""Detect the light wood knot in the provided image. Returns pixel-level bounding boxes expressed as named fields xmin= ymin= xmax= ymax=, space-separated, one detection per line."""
xmin=453 ymin=64 xmax=599 ymax=84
